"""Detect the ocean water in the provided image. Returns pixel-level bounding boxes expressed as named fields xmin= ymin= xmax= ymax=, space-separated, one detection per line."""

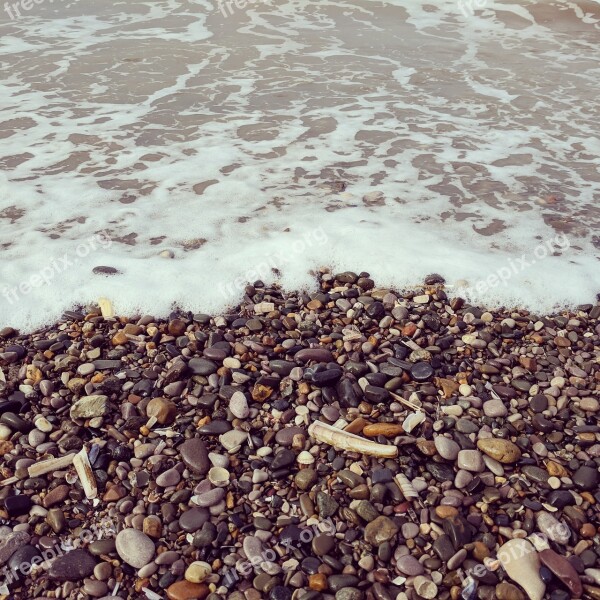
xmin=0 ymin=0 xmax=599 ymax=330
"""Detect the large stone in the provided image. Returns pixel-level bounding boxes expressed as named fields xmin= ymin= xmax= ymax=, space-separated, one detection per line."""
xmin=477 ymin=438 xmax=521 ymax=463
xmin=115 ymin=529 xmax=156 ymax=569
xmin=364 ymin=516 xmax=398 ymax=546
xmin=498 ymin=539 xmax=545 ymax=600
xmin=0 ymin=531 xmax=30 ymax=566
xmin=179 ymin=438 xmax=210 ymax=475
xmin=48 ymin=549 xmax=96 ymax=581
xmin=539 ymin=548 xmax=582 ymax=598
xmin=70 ymin=395 xmax=109 ymax=419
xmin=434 ymin=436 xmax=460 ymax=461
xmin=166 ymin=580 xmax=209 ymax=600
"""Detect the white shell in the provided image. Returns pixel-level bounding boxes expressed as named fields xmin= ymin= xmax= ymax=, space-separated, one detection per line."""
xmin=402 ymin=411 xmax=425 ymax=434
xmin=297 ymin=451 xmax=315 ymax=465
xmin=208 ymin=466 xmax=230 ymax=487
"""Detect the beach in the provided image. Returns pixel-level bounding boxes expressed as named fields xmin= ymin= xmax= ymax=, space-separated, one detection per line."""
xmin=0 ymin=270 xmax=599 ymax=599
xmin=1 ymin=0 xmax=600 ymax=598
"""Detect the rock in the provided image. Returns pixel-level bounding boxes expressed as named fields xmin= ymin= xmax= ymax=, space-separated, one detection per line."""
xmin=0 ymin=531 xmax=30 ymax=566
xmin=497 ymin=539 xmax=545 ymax=600
xmin=146 ymin=397 xmax=177 ymax=425
xmin=572 ymin=466 xmax=598 ymax=490
xmin=483 ymin=399 xmax=508 ymax=418
xmin=179 ymin=438 xmax=210 ymax=475
xmin=70 ymin=395 xmax=109 ymax=419
xmin=414 ymin=575 xmax=438 ymax=599
xmin=364 ymin=515 xmax=398 ymax=546
xmin=219 ymin=429 xmax=248 ymax=451
xmin=115 ymin=529 xmax=156 ymax=568
xmin=477 ymin=438 xmax=521 ymax=463
xmin=395 ymin=554 xmax=424 ymax=576
xmin=536 ymin=512 xmax=570 ymax=544
xmin=362 ymin=423 xmax=403 ymax=437
xmin=539 ymin=548 xmax=582 ymax=598
xmin=457 ymin=449 xmax=484 ymax=472
xmin=184 ymin=561 xmax=212 ymax=583
xmin=434 ymin=436 xmax=460 ymax=461
xmin=156 ymin=467 xmax=182 ymax=487
xmin=188 ymin=358 xmax=217 ymax=376
xmin=8 ymin=545 xmax=41 ymax=580
xmin=166 ymin=580 xmax=209 ymax=600
xmin=48 ymin=549 xmax=96 ymax=580
xmin=229 ymin=391 xmax=249 ymax=419
xmin=4 ymin=495 xmax=32 ymax=517
xmin=295 ymin=468 xmax=317 ymax=490
xmin=496 ymin=582 xmax=526 ymax=600
xmin=316 ymin=492 xmax=339 ymax=518
xmin=294 ymin=348 xmax=334 ymax=363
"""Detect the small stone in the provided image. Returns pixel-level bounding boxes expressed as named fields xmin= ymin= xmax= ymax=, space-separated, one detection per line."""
xmin=457 ymin=450 xmax=484 ymax=472
xmin=179 ymin=438 xmax=210 ymax=475
xmin=166 ymin=580 xmax=209 ymax=600
xmin=316 ymin=492 xmax=339 ymax=518
xmin=434 ymin=436 xmax=460 ymax=461
xmin=395 ymin=554 xmax=424 ymax=576
xmin=295 ymin=469 xmax=317 ymax=491
xmin=572 ymin=466 xmax=598 ymax=490
xmin=229 ymin=392 xmax=249 ymax=419
xmin=496 ymin=582 xmax=526 ymax=600
xmin=70 ymin=395 xmax=109 ymax=419
xmin=48 ymin=549 xmax=96 ymax=580
xmin=146 ymin=397 xmax=177 ymax=425
xmin=483 ymin=399 xmax=508 ymax=418
xmin=185 ymin=561 xmax=212 ymax=583
xmin=477 ymin=438 xmax=521 ymax=463
xmin=156 ymin=467 xmax=181 ymax=488
xmin=536 ymin=512 xmax=570 ymax=544
xmin=364 ymin=516 xmax=398 ymax=546
xmin=414 ymin=575 xmax=438 ymax=599
xmin=115 ymin=529 xmax=156 ymax=569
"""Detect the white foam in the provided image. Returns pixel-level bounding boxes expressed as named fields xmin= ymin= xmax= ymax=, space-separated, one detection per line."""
xmin=0 ymin=0 xmax=599 ymax=331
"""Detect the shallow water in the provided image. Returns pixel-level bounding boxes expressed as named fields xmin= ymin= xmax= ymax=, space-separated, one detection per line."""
xmin=1 ymin=0 xmax=599 ymax=330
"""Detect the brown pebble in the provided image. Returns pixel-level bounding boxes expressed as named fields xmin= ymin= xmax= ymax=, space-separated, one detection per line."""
xmin=435 ymin=506 xmax=458 ymax=519
xmin=308 ymin=573 xmax=327 ymax=591
xmin=363 ymin=423 xmax=403 ymax=438
xmin=166 ymin=581 xmax=209 ymax=600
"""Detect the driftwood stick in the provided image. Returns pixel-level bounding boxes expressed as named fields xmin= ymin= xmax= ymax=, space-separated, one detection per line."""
xmin=308 ymin=421 xmax=398 ymax=458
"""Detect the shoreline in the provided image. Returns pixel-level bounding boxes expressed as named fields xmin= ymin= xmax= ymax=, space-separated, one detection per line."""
xmin=0 ymin=269 xmax=599 ymax=600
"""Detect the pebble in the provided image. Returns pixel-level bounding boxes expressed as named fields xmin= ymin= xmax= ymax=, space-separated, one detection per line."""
xmin=498 ymin=539 xmax=545 ymax=600
xmin=115 ymin=529 xmax=156 ymax=568
xmin=69 ymin=395 xmax=109 ymax=419
xmin=48 ymin=549 xmax=96 ymax=581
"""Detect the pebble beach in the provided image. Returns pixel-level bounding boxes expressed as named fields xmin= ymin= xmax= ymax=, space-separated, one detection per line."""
xmin=0 ymin=270 xmax=599 ymax=600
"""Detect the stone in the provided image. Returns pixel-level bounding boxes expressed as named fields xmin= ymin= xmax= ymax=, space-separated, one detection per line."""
xmin=497 ymin=539 xmax=545 ymax=600
xmin=539 ymin=548 xmax=583 ymax=598
xmin=457 ymin=449 xmax=484 ymax=472
xmin=0 ymin=532 xmax=31 ymax=567
xmin=4 ymin=495 xmax=32 ymax=517
xmin=316 ymin=492 xmax=339 ymax=518
xmin=572 ymin=466 xmax=598 ymax=490
xmin=536 ymin=512 xmax=570 ymax=544
xmin=362 ymin=423 xmax=403 ymax=437
xmin=395 ymin=554 xmax=424 ymax=576
xmin=434 ymin=436 xmax=460 ymax=461
xmin=364 ymin=516 xmax=398 ymax=546
xmin=219 ymin=429 xmax=248 ymax=451
xmin=156 ymin=467 xmax=181 ymax=487
xmin=496 ymin=582 xmax=526 ymax=600
xmin=166 ymin=581 xmax=209 ymax=600
xmin=414 ymin=575 xmax=438 ymax=599
xmin=295 ymin=469 xmax=317 ymax=490
xmin=477 ymin=438 xmax=521 ymax=463
xmin=188 ymin=358 xmax=217 ymax=376
xmin=115 ymin=529 xmax=156 ymax=569
xmin=70 ymin=395 xmax=109 ymax=419
xmin=179 ymin=438 xmax=210 ymax=475
xmin=229 ymin=392 xmax=249 ymax=419
xmin=146 ymin=397 xmax=177 ymax=425
xmin=48 ymin=549 xmax=96 ymax=581
xmin=483 ymin=399 xmax=508 ymax=418
xmin=185 ymin=561 xmax=212 ymax=583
